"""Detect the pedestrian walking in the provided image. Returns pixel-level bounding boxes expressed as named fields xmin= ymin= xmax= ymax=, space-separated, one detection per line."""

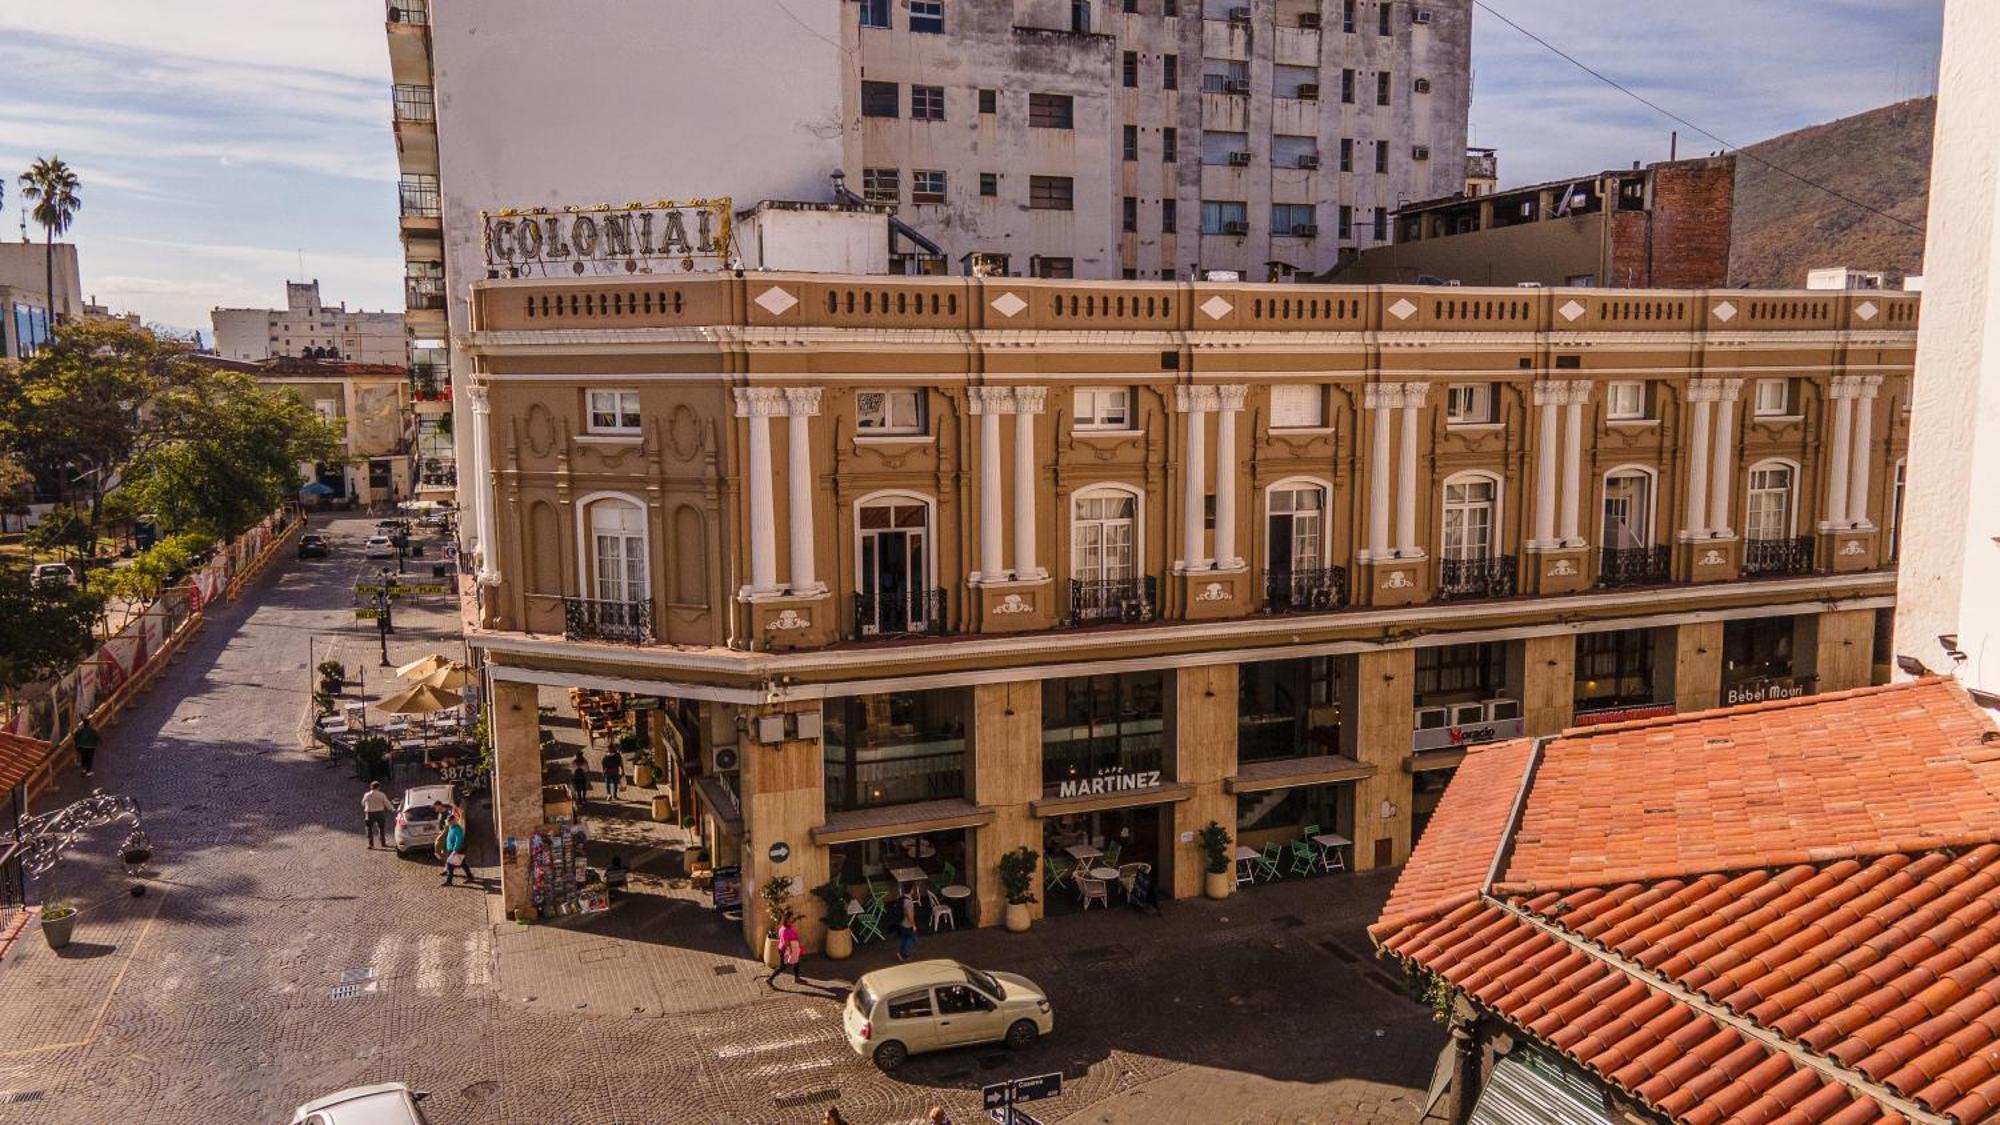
xmin=73 ymin=719 xmax=102 ymax=778
xmin=362 ymin=781 xmax=394 ymax=848
xmin=927 ymin=1107 xmax=953 ymax=1125
xmin=601 ymin=745 xmax=624 ymax=802
xmin=897 ymin=891 xmax=919 ymax=962
xmin=822 ymin=1108 xmax=848 ymax=1125
xmin=571 ymin=759 xmax=591 ymax=804
xmin=440 ymin=813 xmax=473 ymax=886
xmin=767 ymin=913 xmax=803 ymax=986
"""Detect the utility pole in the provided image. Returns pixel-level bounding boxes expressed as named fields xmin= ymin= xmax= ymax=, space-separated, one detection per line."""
xmin=376 ymin=568 xmax=395 ymax=667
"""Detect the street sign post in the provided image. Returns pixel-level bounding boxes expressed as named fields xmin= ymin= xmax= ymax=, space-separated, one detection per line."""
xmin=981 ymin=1073 xmax=1061 ymax=1125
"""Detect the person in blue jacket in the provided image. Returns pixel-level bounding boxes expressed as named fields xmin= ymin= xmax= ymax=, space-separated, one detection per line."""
xmin=440 ymin=814 xmax=473 ymax=886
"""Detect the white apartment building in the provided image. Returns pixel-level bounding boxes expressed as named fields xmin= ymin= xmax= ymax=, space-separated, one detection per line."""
xmin=210 ymin=280 xmax=405 ymax=365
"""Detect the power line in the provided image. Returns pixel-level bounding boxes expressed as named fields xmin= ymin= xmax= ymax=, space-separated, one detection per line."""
xmin=1474 ymin=0 xmax=1926 ymax=236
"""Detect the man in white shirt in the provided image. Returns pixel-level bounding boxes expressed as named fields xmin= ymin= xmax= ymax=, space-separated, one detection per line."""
xmin=362 ymin=781 xmax=395 ymax=849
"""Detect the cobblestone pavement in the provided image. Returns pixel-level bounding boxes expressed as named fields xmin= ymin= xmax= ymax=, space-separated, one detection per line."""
xmin=0 ymin=515 xmax=1444 ymax=1125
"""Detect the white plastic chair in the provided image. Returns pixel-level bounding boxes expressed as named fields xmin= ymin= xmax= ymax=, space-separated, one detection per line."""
xmin=927 ymin=888 xmax=956 ymax=931
xmin=1078 ymin=876 xmax=1109 ymax=911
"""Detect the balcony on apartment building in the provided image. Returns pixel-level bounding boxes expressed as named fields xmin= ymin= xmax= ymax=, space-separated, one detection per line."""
xmin=1262 ymin=566 xmax=1349 ymax=614
xmin=1596 ymin=545 xmax=1672 ymax=589
xmin=1068 ymin=577 xmax=1159 ymax=627
xmin=385 ymin=0 xmax=428 ymax=24
xmin=1740 ymin=535 xmax=1817 ymax=578
xmin=563 ymin=595 xmax=654 ymax=645
xmin=1436 ymin=556 xmax=1518 ymax=601
xmin=852 ymin=589 xmax=948 ymax=641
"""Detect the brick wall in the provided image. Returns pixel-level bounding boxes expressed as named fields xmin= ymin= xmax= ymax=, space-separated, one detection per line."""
xmin=1610 ymin=156 xmax=1736 ymax=289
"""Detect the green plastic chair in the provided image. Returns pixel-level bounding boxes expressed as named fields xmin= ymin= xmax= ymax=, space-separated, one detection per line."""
xmin=1101 ymin=840 xmax=1123 ymax=868
xmin=941 ymin=861 xmax=958 ymax=887
xmin=865 ymin=874 xmax=890 ymax=906
xmin=1287 ymin=839 xmax=1320 ymax=877
xmin=1301 ymin=823 xmax=1322 ymax=840
xmin=853 ymin=902 xmax=887 ymax=943
xmin=1254 ymin=842 xmax=1283 ymax=882
xmin=1044 ymin=855 xmax=1072 ymax=892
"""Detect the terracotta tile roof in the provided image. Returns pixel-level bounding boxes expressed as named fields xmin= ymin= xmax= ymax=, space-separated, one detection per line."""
xmin=1371 ymin=678 xmax=2000 ymax=1125
xmin=0 ymin=731 xmax=52 ymax=793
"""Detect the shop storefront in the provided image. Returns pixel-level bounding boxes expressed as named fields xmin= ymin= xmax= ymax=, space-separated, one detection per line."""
xmin=1238 ymin=656 xmax=1345 ymax=762
xmin=1234 ymin=781 xmax=1356 ymax=870
xmin=1413 ymin=642 xmax=1523 ymax=755
xmin=1036 ymin=672 xmax=1179 ymax=913
xmin=1722 ymin=616 xmax=1812 ymax=706
xmin=827 ymin=826 xmax=975 ymax=926
xmin=1571 ymin=629 xmax=1676 ymax=726
xmin=823 ymin=688 xmax=970 ymax=811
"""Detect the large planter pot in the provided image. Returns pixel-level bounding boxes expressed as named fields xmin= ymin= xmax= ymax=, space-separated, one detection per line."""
xmin=1204 ymin=870 xmax=1232 ymax=900
xmin=633 ymin=762 xmax=656 ymax=788
xmin=1004 ymin=902 xmax=1033 ymax=933
xmin=824 ymin=926 xmax=853 ymax=960
xmin=651 ymin=795 xmax=671 ymax=822
xmin=762 ymin=935 xmax=781 ymax=969
xmin=41 ymin=911 xmax=76 ymax=950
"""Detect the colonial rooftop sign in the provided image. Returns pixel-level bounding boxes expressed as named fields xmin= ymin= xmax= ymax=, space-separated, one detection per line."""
xmin=481 ymin=198 xmax=733 ymax=277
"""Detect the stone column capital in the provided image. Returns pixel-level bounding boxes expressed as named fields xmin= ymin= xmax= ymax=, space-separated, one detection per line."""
xmin=1363 ymin=382 xmax=1391 ymax=410
xmin=1397 ymin=381 xmax=1431 ymax=407
xmin=1685 ymin=378 xmax=1722 ymax=404
xmin=1532 ymin=380 xmax=1563 ymax=407
xmin=464 ymin=381 xmax=492 ymax=412
xmin=734 ymin=386 xmax=788 ymax=418
xmin=1711 ymin=378 xmax=1743 ymax=403
xmin=1014 ymin=386 xmax=1049 ymax=415
xmin=1562 ymin=379 xmax=1592 ymax=405
xmin=782 ymin=387 xmax=822 ymax=417
xmin=1215 ymin=384 xmax=1249 ymax=412
xmin=1175 ymin=385 xmax=1219 ymax=413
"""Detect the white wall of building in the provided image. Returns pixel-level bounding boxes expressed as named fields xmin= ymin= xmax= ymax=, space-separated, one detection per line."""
xmin=211 ymin=280 xmax=406 ymax=364
xmin=1895 ymin=0 xmax=2000 ymax=696
xmin=737 ymin=205 xmax=891 ymax=274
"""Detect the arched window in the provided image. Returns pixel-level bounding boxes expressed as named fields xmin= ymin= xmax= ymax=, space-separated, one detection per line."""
xmin=1745 ymin=461 xmax=1797 ymax=541
xmin=1600 ymin=467 xmax=1655 ymax=549
xmin=854 ymin=492 xmax=935 ymax=636
xmin=587 ymin=497 xmax=649 ymax=604
xmin=1070 ymin=485 xmax=1142 ymax=621
xmin=1441 ymin=473 xmax=1500 ymax=561
xmin=1266 ymin=480 xmax=1327 ymax=575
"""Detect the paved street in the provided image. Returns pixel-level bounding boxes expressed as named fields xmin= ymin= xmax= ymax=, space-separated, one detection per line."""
xmin=0 ymin=515 xmax=1443 ymax=1124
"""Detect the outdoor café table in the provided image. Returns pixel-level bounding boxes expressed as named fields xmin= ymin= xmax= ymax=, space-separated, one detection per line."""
xmin=1065 ymin=842 xmax=1103 ymax=864
xmin=1088 ymin=866 xmax=1122 ymax=882
xmin=941 ymin=883 xmax=972 ymax=922
xmin=1309 ymin=833 xmax=1352 ymax=871
xmin=889 ymin=864 xmax=929 ymax=892
xmin=899 ymin=838 xmax=937 ymax=859
xmin=1232 ymin=845 xmax=1258 ymax=886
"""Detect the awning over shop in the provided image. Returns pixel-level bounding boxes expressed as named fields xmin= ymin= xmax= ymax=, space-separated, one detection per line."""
xmin=810 ymin=798 xmax=995 ymax=846
xmin=1409 ymin=747 xmax=1468 ymax=773
xmin=692 ymin=775 xmax=743 ymax=833
xmin=1029 ymin=781 xmax=1193 ymax=819
xmin=1224 ymin=754 xmax=1374 ymax=795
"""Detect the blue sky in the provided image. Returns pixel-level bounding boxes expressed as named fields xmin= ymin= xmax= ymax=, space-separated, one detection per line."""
xmin=0 ymin=1 xmax=1947 ymax=334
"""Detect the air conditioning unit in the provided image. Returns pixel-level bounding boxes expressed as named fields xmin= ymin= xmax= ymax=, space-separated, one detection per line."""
xmin=1222 ymin=220 xmax=1249 ymax=235
xmin=1296 ymin=83 xmax=1320 ymax=100
xmin=1448 ymin=702 xmax=1486 ymax=727
xmin=1413 ymin=8 xmax=1433 ymax=23
xmin=1224 ymin=78 xmax=1251 ymax=95
xmin=1412 ymin=145 xmax=1431 ymax=160
xmin=1414 ymin=706 xmax=1449 ymax=731
xmin=1413 ymin=77 xmax=1432 ymax=93
xmin=1298 ymin=10 xmax=1321 ymax=28
xmin=1291 ymin=223 xmax=1319 ymax=237
xmin=1297 ymin=153 xmax=1321 ymax=169
xmin=1228 ymin=6 xmax=1251 ymax=21
xmin=712 ymin=746 xmax=740 ymax=773
xmin=1228 ymin=150 xmax=1253 ymax=166
xmin=756 ymin=714 xmax=787 ymax=745
xmin=1485 ymin=698 xmax=1522 ymax=722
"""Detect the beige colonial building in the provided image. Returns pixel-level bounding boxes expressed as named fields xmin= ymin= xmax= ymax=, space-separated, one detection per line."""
xmin=462 ymin=272 xmax=1914 ymax=950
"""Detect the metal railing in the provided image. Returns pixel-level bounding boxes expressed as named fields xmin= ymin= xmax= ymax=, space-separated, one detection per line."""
xmin=398 ymin=176 xmax=440 ymax=219
xmin=1740 ymin=535 xmax=1816 ymax=578
xmin=1436 ymin=555 xmax=1518 ymax=601
xmin=852 ymin=589 xmax=946 ymax=638
xmin=386 ymin=0 xmax=429 ymax=25
xmin=1597 ymin=545 xmax=1672 ymax=588
xmin=1068 ymin=576 xmax=1158 ymax=625
xmin=562 ymin=596 xmax=653 ymax=644
xmin=391 ymin=84 xmax=435 ymax=123
xmin=405 ymin=274 xmax=446 ymax=310
xmin=1262 ymin=566 xmax=1349 ymax=613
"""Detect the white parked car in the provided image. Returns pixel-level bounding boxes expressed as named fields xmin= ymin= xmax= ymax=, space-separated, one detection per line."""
xmin=843 ymin=960 xmax=1053 ymax=1071
xmin=363 ymin=535 xmax=397 ymax=559
xmin=29 ymin=562 xmax=76 ymax=591
xmin=289 ymin=1082 xmax=431 ymax=1124
xmin=392 ymin=783 xmax=458 ymax=853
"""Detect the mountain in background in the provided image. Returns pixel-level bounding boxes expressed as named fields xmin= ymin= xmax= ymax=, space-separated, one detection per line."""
xmin=1728 ymin=97 xmax=1934 ymax=289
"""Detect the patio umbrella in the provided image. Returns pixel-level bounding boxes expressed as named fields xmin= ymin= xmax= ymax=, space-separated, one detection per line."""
xmin=299 ymin=481 xmax=334 ymax=497
xmin=396 ymin=653 xmax=452 ymax=681
xmin=377 ymin=683 xmax=464 ymax=715
xmin=415 ymin=662 xmax=472 ymax=690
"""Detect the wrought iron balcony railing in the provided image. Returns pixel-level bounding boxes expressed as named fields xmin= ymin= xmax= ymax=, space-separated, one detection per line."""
xmin=562 ymin=596 xmax=653 ymax=644
xmin=1262 ymin=566 xmax=1349 ymax=613
xmin=852 ymin=589 xmax=946 ymax=639
xmin=1740 ymin=535 xmax=1816 ymax=578
xmin=1436 ymin=555 xmax=1518 ymax=601
xmin=1597 ymin=545 xmax=1672 ymax=588
xmin=1068 ymin=576 xmax=1158 ymax=625
xmin=386 ymin=1 xmax=429 ymax=26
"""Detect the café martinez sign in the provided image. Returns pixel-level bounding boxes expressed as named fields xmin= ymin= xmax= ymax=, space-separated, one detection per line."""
xmin=482 ymin=198 xmax=733 ymax=277
xmin=1055 ymin=767 xmax=1165 ymax=800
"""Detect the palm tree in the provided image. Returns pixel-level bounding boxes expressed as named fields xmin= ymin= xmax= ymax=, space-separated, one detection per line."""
xmin=19 ymin=156 xmax=81 ymax=322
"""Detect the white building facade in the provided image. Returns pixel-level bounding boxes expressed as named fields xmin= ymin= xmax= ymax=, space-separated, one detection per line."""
xmin=210 ymin=281 xmax=405 ymax=365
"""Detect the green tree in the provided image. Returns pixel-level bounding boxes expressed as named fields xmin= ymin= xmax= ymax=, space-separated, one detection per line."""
xmin=0 ymin=566 xmax=103 ymax=700
xmin=22 ymin=504 xmax=94 ymax=560
xmin=18 ymin=156 xmax=81 ymax=317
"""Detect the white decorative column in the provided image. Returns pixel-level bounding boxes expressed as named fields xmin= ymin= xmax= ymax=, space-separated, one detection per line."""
xmin=969 ymin=388 xmax=1008 ymax=582
xmin=1822 ymin=379 xmax=1856 ymax=529
xmin=1845 ymin=376 xmax=1880 ymax=528
xmin=1395 ymin=382 xmax=1428 ymax=557
xmin=1532 ymin=382 xmax=1561 ymax=549
xmin=783 ymin=387 xmax=823 ymax=594
xmin=734 ymin=387 xmax=784 ymax=595
xmin=1213 ymin=385 xmax=1247 ymax=568
xmin=465 ymin=381 xmax=499 ymax=583
xmin=1559 ymin=380 xmax=1589 ymax=547
xmin=1365 ymin=384 xmax=1393 ymax=560
xmin=1683 ymin=380 xmax=1714 ymax=537
xmin=1176 ymin=386 xmax=1212 ymax=571
xmin=1708 ymin=380 xmax=1740 ymax=536
xmin=1012 ymin=387 xmax=1046 ymax=579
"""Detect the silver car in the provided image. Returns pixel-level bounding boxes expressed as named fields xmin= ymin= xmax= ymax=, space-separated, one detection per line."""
xmin=290 ymin=1082 xmax=431 ymax=1124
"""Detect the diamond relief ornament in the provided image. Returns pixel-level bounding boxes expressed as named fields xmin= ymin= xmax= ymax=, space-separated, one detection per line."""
xmin=1559 ymin=299 xmax=1585 ymax=322
xmin=991 ymin=291 xmax=1028 ymax=318
xmin=1200 ymin=295 xmax=1234 ymax=320
xmin=1387 ymin=298 xmax=1418 ymax=321
xmin=1855 ymin=301 xmax=1879 ymax=322
xmin=754 ymin=286 xmax=798 ymax=316
xmin=1713 ymin=300 xmax=1738 ymax=323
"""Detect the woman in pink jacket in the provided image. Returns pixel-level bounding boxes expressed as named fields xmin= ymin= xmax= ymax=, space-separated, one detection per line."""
xmin=767 ymin=914 xmax=804 ymax=986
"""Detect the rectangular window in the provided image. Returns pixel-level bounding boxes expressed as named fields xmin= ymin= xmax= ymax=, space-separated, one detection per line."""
xmin=1378 ymin=1 xmax=1392 ymax=34
xmin=1445 ymin=383 xmax=1495 ymax=425
xmin=1343 ymin=0 xmax=1357 ymax=32
xmin=390 ymin=83 xmax=435 ymax=123
xmin=979 ymin=172 xmax=998 ymax=197
xmin=862 ymin=167 xmax=899 ymax=203
xmin=587 ymin=389 xmax=642 ymax=434
xmin=822 ymin=688 xmax=968 ymax=812
xmin=908 ymin=0 xmax=944 ymax=33
xmin=911 ymin=170 xmax=947 ymax=204
xmin=1341 ymin=68 xmax=1355 ymax=103
xmin=859 ymin=0 xmax=890 ymax=28
xmin=1123 ymin=124 xmax=1139 ymax=161
xmin=1074 ymin=387 xmax=1134 ymax=430
xmin=1029 ymin=175 xmax=1075 ymax=210
xmin=1377 ymin=71 xmax=1392 ymax=105
xmin=1041 ymin=672 xmax=1167 ymax=791
xmin=1123 ymin=196 xmax=1139 ymax=232
xmin=1375 ymin=140 xmax=1390 ymax=173
xmin=1202 ymin=59 xmax=1250 ymax=93
xmin=1337 ymin=204 xmax=1352 ymax=240
xmin=1029 ymin=92 xmax=1075 ymax=129
xmin=1201 ymin=199 xmax=1248 ymax=234
xmin=1035 ymin=256 xmax=1075 ymax=279
xmin=1272 ymin=203 xmax=1315 ymax=234
xmin=861 ymin=81 xmax=899 ymax=118
xmin=1124 ymin=0 xmax=1139 ymax=11
xmin=978 ymin=87 xmax=997 ymax=114
xmin=1754 ymin=379 xmax=1791 ymax=416
xmin=1123 ymin=51 xmax=1140 ymax=87
xmin=1270 ymin=384 xmax=1325 ymax=428
xmin=911 ymin=84 xmax=945 ymax=121
xmin=1414 ymin=643 xmax=1506 ymax=701
xmin=1161 ymin=198 xmax=1177 ymax=233
xmin=1162 ymin=127 xmax=1178 ymax=162
xmin=1163 ymin=54 xmax=1178 ymax=89
xmin=856 ymin=389 xmax=925 ymax=434
xmin=1606 ymin=381 xmax=1647 ymax=420
xmin=1339 ymin=137 xmax=1354 ymax=172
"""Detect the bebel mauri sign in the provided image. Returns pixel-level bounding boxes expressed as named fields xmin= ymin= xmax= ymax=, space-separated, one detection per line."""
xmin=481 ymin=198 xmax=733 ymax=277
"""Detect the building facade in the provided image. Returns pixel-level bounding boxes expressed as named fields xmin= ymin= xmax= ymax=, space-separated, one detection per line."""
xmin=210 ymin=280 xmax=406 ymax=365
xmin=0 ymin=242 xmax=83 ymax=361
xmin=456 ymin=271 xmax=1915 ymax=950
xmin=196 ymin=356 xmax=415 ymax=506
xmin=851 ymin=0 xmax=1470 ymax=279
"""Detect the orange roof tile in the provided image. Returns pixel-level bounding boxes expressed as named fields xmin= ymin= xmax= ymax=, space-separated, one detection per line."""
xmin=0 ymin=730 xmax=52 ymax=793
xmin=1372 ymin=678 xmax=2000 ymax=1125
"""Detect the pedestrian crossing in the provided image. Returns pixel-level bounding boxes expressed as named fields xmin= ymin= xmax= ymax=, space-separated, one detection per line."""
xmin=355 ymin=927 xmax=494 ymax=998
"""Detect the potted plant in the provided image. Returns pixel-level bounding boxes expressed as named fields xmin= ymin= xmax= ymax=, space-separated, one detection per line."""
xmin=998 ymin=846 xmax=1039 ymax=932
xmin=1196 ymin=821 xmax=1234 ymax=900
xmin=627 ymin=732 xmax=656 ymax=788
xmin=352 ymin=735 xmax=392 ymax=784
xmin=812 ymin=878 xmax=853 ymax=960
xmin=316 ymin=660 xmax=346 ymax=696
xmin=312 ymin=688 xmax=335 ymax=717
xmin=40 ymin=898 xmax=77 ymax=950
xmin=758 ymin=876 xmax=793 ymax=968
